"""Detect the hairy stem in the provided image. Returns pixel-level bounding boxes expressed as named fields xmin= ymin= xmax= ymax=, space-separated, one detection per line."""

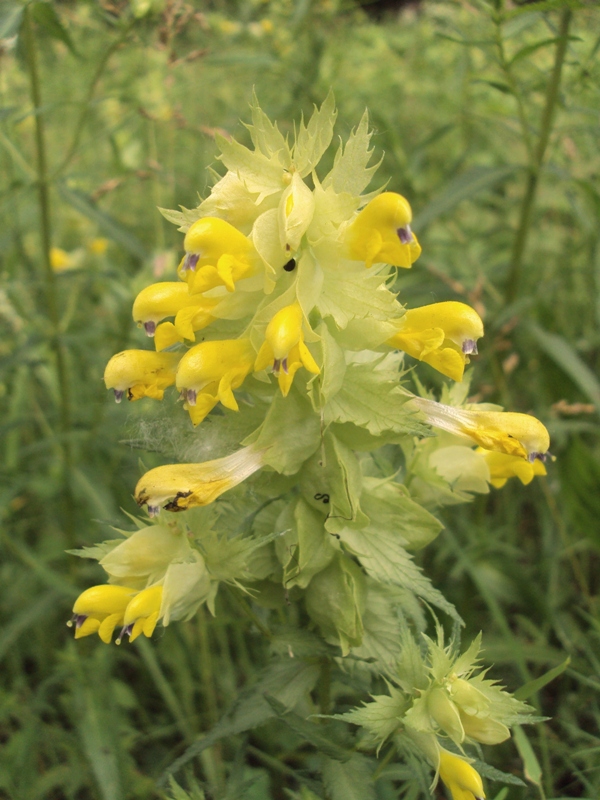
xmin=505 ymin=10 xmax=572 ymax=305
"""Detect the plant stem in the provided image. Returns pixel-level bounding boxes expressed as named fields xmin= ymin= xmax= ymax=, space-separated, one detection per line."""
xmin=505 ymin=10 xmax=572 ymax=305
xmin=317 ymin=657 xmax=331 ymax=717
xmin=225 ymin=585 xmax=272 ymax=639
xmin=23 ymin=6 xmax=75 ymax=535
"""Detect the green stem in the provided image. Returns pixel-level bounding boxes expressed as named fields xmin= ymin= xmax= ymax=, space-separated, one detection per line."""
xmin=23 ymin=6 xmax=75 ymax=532
xmin=317 ymin=657 xmax=331 ymax=717
xmin=505 ymin=10 xmax=572 ymax=305
xmin=225 ymin=585 xmax=272 ymax=639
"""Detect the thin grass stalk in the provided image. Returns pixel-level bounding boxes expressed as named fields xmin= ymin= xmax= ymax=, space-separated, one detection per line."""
xmin=505 ymin=10 xmax=572 ymax=305
xmin=22 ymin=6 xmax=75 ymax=540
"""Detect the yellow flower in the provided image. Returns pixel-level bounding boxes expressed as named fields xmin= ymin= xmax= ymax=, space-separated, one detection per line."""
xmin=388 ymin=302 xmax=484 ymax=382
xmin=179 ymin=217 xmax=257 ymax=294
xmin=117 ymin=585 xmax=163 ymax=644
xmin=176 ymin=338 xmax=255 ymax=426
xmin=254 ymin=302 xmax=320 ymax=396
xmin=438 ymin=750 xmax=485 ymax=800
xmin=104 ymin=350 xmax=181 ymax=402
xmin=87 ymin=237 xmax=109 ymax=255
xmin=68 ymin=585 xmax=136 ymax=644
xmin=132 ymin=281 xmax=215 ymax=338
xmin=346 ymin=192 xmax=422 ymax=268
xmin=412 ymin=397 xmax=550 ymax=461
xmin=134 ymin=445 xmax=265 ymax=516
xmin=50 ymin=247 xmax=78 ymax=273
xmin=478 ymin=448 xmax=547 ymax=488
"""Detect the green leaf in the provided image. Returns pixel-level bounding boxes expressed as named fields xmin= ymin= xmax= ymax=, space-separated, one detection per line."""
xmin=59 ymin=184 xmax=148 ymax=261
xmin=334 ymin=690 xmax=408 ymax=747
xmin=300 ymin=432 xmax=367 ymax=533
xmin=338 ymin=524 xmax=461 ymax=623
xmin=264 ymin=695 xmax=352 ymax=762
xmin=508 ymin=36 xmax=580 ymax=65
xmin=320 ymin=754 xmax=375 ymax=800
xmin=293 ymin=90 xmax=337 ymax=177
xmin=278 ymin=498 xmax=337 ymax=590
xmin=351 ymin=583 xmax=415 ymax=670
xmin=161 ymin=659 xmax=320 ymax=783
xmin=317 ymin=269 xmax=402 ymax=328
xmin=323 ymin=356 xmax=429 ymax=438
xmin=514 ymin=657 xmax=571 ymax=701
xmin=528 ymin=323 xmax=600 ymax=410
xmin=413 ymin=166 xmax=517 ymax=229
xmin=513 ymin=725 xmax=542 ymax=786
xmin=31 ymin=2 xmax=78 ymax=56
xmin=246 ymin=387 xmax=321 ymax=475
xmin=216 ymin=135 xmax=283 ymax=200
xmin=65 ymin=540 xmax=121 ymax=561
xmin=167 ymin=777 xmax=206 ymax=800
xmin=246 ymin=90 xmax=291 ymax=166
xmin=361 ymin=478 xmax=443 ymax=551
xmin=323 ymin=110 xmax=379 ymax=197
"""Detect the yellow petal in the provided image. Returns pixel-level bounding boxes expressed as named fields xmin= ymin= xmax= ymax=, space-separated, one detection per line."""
xmin=154 ymin=322 xmax=183 ymax=351
xmin=298 ymin=339 xmax=320 ymax=375
xmin=422 ymin=347 xmax=467 ymax=382
xmin=74 ymin=617 xmax=101 ymax=639
xmin=438 ymin=750 xmax=485 ymax=800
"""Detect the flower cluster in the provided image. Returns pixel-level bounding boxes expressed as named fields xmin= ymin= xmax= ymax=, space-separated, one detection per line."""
xmin=70 ymin=96 xmax=549 ymax=794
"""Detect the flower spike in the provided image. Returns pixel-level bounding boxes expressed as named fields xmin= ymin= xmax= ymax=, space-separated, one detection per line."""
xmin=388 ymin=301 xmax=484 ymax=382
xmin=104 ymin=350 xmax=181 ymax=402
xmin=254 ymin=302 xmax=320 ymax=396
xmin=346 ymin=191 xmax=422 ymax=268
xmin=134 ymin=446 xmax=265 ymax=516
xmin=412 ymin=397 xmax=550 ymax=461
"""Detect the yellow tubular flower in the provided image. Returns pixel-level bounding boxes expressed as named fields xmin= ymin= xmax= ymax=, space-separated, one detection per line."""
xmin=478 ymin=448 xmax=547 ymax=488
xmin=117 ymin=585 xmax=163 ymax=644
xmin=438 ymin=750 xmax=485 ymax=800
xmin=104 ymin=350 xmax=181 ymax=402
xmin=134 ymin=445 xmax=265 ymax=516
xmin=179 ymin=217 xmax=257 ymax=294
xmin=254 ymin=302 xmax=320 ymax=396
xmin=176 ymin=338 xmax=255 ymax=426
xmin=132 ymin=282 xmax=214 ymax=337
xmin=346 ymin=191 xmax=422 ymax=268
xmin=412 ymin=397 xmax=550 ymax=461
xmin=68 ymin=585 xmax=137 ymax=644
xmin=50 ymin=247 xmax=78 ymax=273
xmin=388 ymin=302 xmax=484 ymax=382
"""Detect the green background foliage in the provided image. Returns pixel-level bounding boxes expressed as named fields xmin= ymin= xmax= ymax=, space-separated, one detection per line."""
xmin=0 ymin=0 xmax=599 ymax=797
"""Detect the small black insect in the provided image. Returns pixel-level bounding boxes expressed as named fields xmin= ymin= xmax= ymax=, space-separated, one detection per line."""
xmin=283 ymin=258 xmax=296 ymax=272
xmin=314 ymin=492 xmax=330 ymax=505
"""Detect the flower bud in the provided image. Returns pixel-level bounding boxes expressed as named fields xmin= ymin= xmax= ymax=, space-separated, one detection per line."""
xmin=438 ymin=750 xmax=485 ymax=800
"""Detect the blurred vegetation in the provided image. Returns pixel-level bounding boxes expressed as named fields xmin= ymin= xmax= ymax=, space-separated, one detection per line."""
xmin=1 ymin=0 xmax=599 ymax=798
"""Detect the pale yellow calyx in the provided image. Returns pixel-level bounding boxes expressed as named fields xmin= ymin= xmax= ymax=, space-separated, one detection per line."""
xmin=346 ymin=191 xmax=422 ymax=268
xmin=132 ymin=282 xmax=207 ymax=336
xmin=438 ymin=750 xmax=485 ymax=800
xmin=69 ymin=584 xmax=137 ymax=644
xmin=176 ymin=338 xmax=255 ymax=426
xmin=412 ymin=397 xmax=550 ymax=461
xmin=178 ymin=217 xmax=257 ymax=294
xmin=477 ymin=448 xmax=547 ymax=488
xmin=104 ymin=350 xmax=181 ymax=402
xmin=134 ymin=446 xmax=265 ymax=516
xmin=118 ymin=585 xmax=163 ymax=644
xmin=388 ymin=301 xmax=484 ymax=382
xmin=254 ymin=302 xmax=320 ymax=397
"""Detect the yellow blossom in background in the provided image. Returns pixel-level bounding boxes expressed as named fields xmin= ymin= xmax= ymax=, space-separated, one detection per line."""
xmin=87 ymin=237 xmax=109 ymax=255
xmin=346 ymin=191 xmax=421 ymax=268
xmin=50 ymin=247 xmax=78 ymax=272
xmin=388 ymin=301 xmax=484 ymax=382
xmin=134 ymin=446 xmax=265 ymax=516
xmin=438 ymin=750 xmax=485 ymax=800
xmin=478 ymin=447 xmax=547 ymax=488
xmin=412 ymin=397 xmax=550 ymax=461
xmin=254 ymin=302 xmax=320 ymax=396
xmin=104 ymin=349 xmax=180 ymax=402
xmin=68 ymin=585 xmax=136 ymax=643
xmin=176 ymin=338 xmax=255 ymax=426
xmin=179 ymin=217 xmax=257 ymax=294
xmin=118 ymin=585 xmax=163 ymax=644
